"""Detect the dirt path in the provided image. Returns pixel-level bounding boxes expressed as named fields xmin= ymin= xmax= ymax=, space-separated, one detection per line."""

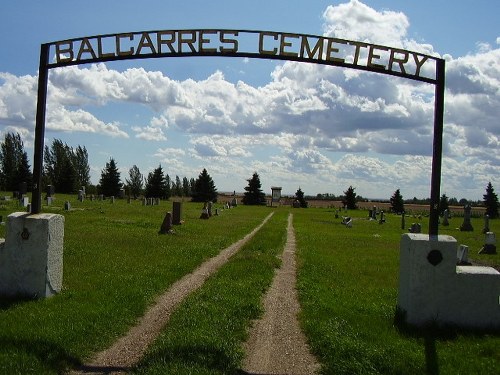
xmin=241 ymin=213 xmax=320 ymax=375
xmin=70 ymin=212 xmax=274 ymax=375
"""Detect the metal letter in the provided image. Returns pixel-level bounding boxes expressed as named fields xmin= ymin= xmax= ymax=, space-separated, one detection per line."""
xmin=279 ymin=33 xmax=299 ymax=57
xmin=116 ymin=33 xmax=134 ymax=56
xmin=55 ymin=41 xmax=74 ymax=63
xmin=367 ymin=45 xmax=388 ymax=70
xmin=259 ymin=32 xmax=278 ymax=55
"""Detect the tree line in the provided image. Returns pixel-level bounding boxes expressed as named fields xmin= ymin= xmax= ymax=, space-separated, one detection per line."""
xmin=0 ymin=133 xmax=218 ymax=202
xmin=1 ymin=132 xmax=498 ymax=217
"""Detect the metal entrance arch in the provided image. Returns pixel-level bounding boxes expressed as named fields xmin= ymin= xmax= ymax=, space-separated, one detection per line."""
xmin=32 ymin=29 xmax=445 ymax=234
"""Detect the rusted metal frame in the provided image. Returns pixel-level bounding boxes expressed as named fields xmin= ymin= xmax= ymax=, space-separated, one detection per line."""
xmin=428 ymin=59 xmax=446 ymax=235
xmin=32 ymin=31 xmax=445 ymax=226
xmin=31 ymin=43 xmax=50 ymax=214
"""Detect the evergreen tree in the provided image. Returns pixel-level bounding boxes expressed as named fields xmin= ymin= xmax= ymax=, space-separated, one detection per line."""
xmin=439 ymin=193 xmax=449 ymax=215
xmin=126 ymin=165 xmax=143 ymax=198
xmin=242 ymin=172 xmax=266 ymax=205
xmin=295 ymin=187 xmax=308 ymax=208
xmin=99 ymin=158 xmax=122 ymax=197
xmin=390 ymin=189 xmax=405 ymax=213
xmin=483 ymin=182 xmax=499 ymax=219
xmin=343 ymin=185 xmax=357 ymax=209
xmin=0 ymin=132 xmax=31 ymax=191
xmin=191 ymin=168 xmax=218 ymax=202
xmin=144 ymin=165 xmax=168 ymax=199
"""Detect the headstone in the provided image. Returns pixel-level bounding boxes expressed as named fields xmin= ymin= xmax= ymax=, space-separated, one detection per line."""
xmin=368 ymin=209 xmax=373 ymax=219
xmin=78 ymin=190 xmax=84 ymax=202
xmin=0 ymin=212 xmax=65 ymax=298
xmin=46 ymin=184 xmax=54 ymax=198
xmin=459 ymin=205 xmax=474 ymax=231
xmin=482 ymin=214 xmax=490 ymax=234
xmin=142 ymin=198 xmax=147 ymax=206
xmin=293 ymin=200 xmax=300 ymax=208
xmin=64 ymin=201 xmax=71 ymax=211
xmin=231 ymin=197 xmax=237 ymax=207
xmin=372 ymin=206 xmax=377 ymax=220
xmin=457 ymin=244 xmax=469 ymax=264
xmin=99 ymin=194 xmax=104 ymax=201
xmin=200 ymin=203 xmax=210 ymax=219
xmin=409 ymin=223 xmax=421 ymax=233
xmin=20 ymin=196 xmax=29 ymax=207
xmin=155 ymin=198 xmax=160 ymax=206
xmin=118 ymin=188 xmax=125 ymax=199
xmin=479 ymin=232 xmax=497 ymax=254
xmin=172 ymin=201 xmax=183 ymax=225
xmin=110 ymin=196 xmax=115 ymax=204
xmin=159 ymin=212 xmax=173 ymax=234
xmin=46 ymin=197 xmax=53 ymax=206
xmin=26 ymin=203 xmax=31 ymax=213
xmin=207 ymin=201 xmax=213 ymax=217
xmin=18 ymin=182 xmax=27 ymax=195
xmin=379 ymin=210 xmax=385 ymax=224
xmin=442 ymin=209 xmax=449 ymax=226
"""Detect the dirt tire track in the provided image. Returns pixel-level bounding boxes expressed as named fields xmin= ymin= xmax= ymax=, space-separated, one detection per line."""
xmin=242 ymin=213 xmax=320 ymax=375
xmin=70 ymin=212 xmax=274 ymax=375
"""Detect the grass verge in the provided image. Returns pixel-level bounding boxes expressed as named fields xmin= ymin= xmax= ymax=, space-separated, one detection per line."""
xmin=0 ymin=196 xmax=269 ymax=374
xmin=133 ymin=209 xmax=289 ymax=374
xmin=294 ymin=208 xmax=500 ymax=375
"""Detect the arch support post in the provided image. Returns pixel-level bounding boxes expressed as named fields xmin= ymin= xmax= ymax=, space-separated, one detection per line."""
xmin=429 ymin=59 xmax=446 ymax=236
xmin=32 ymin=44 xmax=50 ymax=214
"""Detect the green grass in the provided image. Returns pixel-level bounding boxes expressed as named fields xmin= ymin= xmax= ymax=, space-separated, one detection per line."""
xmin=294 ymin=208 xmax=500 ymax=375
xmin=133 ymin=209 xmax=288 ymax=374
xmin=0 ymin=195 xmax=270 ymax=374
xmin=0 ymin=196 xmax=499 ymax=374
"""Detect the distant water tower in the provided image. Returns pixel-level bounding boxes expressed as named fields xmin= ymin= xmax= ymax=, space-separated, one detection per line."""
xmin=271 ymin=186 xmax=282 ymax=207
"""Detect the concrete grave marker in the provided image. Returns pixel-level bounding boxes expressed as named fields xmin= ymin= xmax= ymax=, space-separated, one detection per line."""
xmin=479 ymin=232 xmax=496 ymax=254
xmin=159 ymin=212 xmax=173 ymax=234
xmin=172 ymin=201 xmax=183 ymax=225
xmin=0 ymin=212 xmax=65 ymax=298
xmin=459 ymin=205 xmax=474 ymax=231
xmin=482 ymin=214 xmax=490 ymax=234
xmin=442 ymin=209 xmax=449 ymax=226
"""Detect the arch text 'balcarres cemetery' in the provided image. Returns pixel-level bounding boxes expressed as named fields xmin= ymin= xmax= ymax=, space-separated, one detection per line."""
xmin=31 ymin=29 xmax=445 ymax=234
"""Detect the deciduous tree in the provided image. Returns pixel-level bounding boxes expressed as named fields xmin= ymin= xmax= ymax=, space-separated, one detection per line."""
xmin=126 ymin=165 xmax=143 ymax=198
xmin=0 ymin=132 xmax=32 ymax=192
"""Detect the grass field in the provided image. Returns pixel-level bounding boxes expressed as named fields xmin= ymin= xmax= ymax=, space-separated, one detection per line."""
xmin=0 ymin=194 xmax=498 ymax=374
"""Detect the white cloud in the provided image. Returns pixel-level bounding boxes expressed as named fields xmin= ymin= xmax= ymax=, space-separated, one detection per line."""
xmin=0 ymin=1 xmax=498 ymax=199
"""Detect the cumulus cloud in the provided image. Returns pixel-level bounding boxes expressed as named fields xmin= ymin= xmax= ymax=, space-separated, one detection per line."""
xmin=0 ymin=1 xmax=498 ymax=198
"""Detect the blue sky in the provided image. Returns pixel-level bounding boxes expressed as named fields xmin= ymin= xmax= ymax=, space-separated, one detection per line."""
xmin=0 ymin=0 xmax=499 ymax=199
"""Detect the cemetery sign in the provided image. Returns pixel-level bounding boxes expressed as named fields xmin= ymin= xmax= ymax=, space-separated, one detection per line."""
xmin=32 ymin=29 xmax=445 ymax=234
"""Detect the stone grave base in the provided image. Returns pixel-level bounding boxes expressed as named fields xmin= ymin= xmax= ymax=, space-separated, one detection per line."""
xmin=0 ymin=212 xmax=64 ymax=298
